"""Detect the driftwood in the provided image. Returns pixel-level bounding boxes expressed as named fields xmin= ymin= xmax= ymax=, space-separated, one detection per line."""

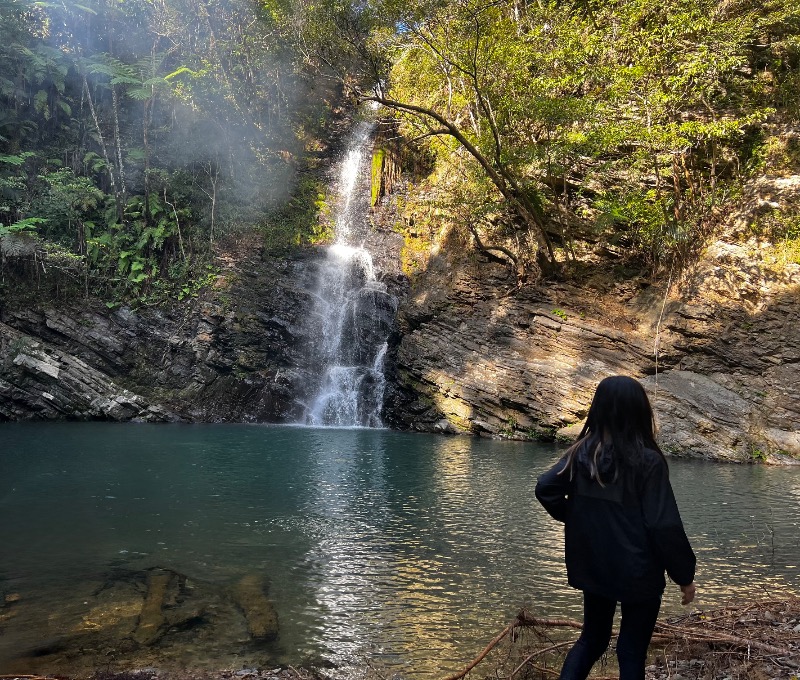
xmin=442 ymin=596 xmax=800 ymax=680
xmin=132 ymin=568 xmax=174 ymax=646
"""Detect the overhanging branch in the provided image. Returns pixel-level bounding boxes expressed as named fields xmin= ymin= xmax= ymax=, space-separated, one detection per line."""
xmin=360 ymin=93 xmax=555 ymax=266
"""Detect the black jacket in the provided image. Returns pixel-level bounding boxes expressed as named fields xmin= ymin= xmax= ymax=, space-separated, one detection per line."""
xmin=535 ymin=445 xmax=695 ymax=603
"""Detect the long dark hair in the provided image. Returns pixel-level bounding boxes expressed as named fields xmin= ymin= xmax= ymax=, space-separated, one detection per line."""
xmin=560 ymin=375 xmax=663 ymax=482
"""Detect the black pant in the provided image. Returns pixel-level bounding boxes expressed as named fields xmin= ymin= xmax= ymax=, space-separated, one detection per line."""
xmin=559 ymin=591 xmax=661 ymax=680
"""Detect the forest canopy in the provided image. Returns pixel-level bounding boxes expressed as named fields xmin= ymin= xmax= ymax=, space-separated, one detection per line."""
xmin=294 ymin=0 xmax=800 ymax=278
xmin=1 ymin=0 xmax=799 ymax=299
xmin=0 ymin=0 xmax=335 ymax=303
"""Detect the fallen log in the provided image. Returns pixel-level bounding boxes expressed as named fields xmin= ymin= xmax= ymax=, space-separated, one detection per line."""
xmin=132 ymin=568 xmax=174 ymax=646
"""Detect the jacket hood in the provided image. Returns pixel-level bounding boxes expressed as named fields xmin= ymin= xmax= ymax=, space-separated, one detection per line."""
xmin=577 ymin=441 xmax=617 ymax=482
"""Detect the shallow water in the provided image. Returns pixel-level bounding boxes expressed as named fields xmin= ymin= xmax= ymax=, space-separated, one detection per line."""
xmin=0 ymin=423 xmax=798 ymax=677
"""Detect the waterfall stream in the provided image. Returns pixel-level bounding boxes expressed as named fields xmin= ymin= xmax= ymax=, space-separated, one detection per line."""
xmin=302 ymin=121 xmax=397 ymax=427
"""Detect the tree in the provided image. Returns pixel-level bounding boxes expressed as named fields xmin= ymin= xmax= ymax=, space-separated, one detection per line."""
xmin=295 ymin=0 xmax=793 ymax=277
xmin=1 ymin=0 xmax=337 ymax=301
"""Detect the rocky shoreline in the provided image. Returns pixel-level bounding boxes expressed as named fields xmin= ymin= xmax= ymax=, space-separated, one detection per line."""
xmin=2 ymin=595 xmax=798 ymax=680
xmin=384 ymin=174 xmax=800 ymax=465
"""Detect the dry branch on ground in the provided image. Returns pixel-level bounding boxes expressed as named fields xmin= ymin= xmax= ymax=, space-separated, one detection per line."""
xmin=443 ymin=596 xmax=800 ymax=680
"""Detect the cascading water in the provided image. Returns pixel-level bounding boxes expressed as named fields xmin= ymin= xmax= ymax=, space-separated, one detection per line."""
xmin=302 ymin=121 xmax=397 ymax=427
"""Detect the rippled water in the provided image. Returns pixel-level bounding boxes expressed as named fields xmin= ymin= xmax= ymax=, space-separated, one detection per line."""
xmin=0 ymin=423 xmax=798 ymax=677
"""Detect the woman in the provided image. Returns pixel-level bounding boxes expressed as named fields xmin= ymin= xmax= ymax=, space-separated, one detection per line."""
xmin=535 ymin=375 xmax=696 ymax=680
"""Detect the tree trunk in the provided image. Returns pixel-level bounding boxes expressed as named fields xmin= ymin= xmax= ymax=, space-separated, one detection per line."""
xmin=83 ymin=75 xmax=123 ymax=221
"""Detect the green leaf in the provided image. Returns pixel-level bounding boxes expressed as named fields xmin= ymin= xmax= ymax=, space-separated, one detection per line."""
xmin=0 ymin=217 xmax=47 ymax=235
xmin=164 ymin=66 xmax=197 ymax=80
xmin=110 ymin=75 xmax=140 ymax=86
xmin=126 ymin=148 xmax=147 ymax=162
xmin=127 ymin=87 xmax=153 ymax=100
xmin=0 ymin=154 xmax=28 ymax=166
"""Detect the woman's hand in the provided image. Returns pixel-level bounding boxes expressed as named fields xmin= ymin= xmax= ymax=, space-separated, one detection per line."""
xmin=680 ymin=582 xmax=696 ymax=605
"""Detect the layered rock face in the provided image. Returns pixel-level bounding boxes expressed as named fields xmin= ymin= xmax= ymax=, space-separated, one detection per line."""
xmin=385 ymin=175 xmax=800 ymax=463
xmin=0 ymin=241 xmax=407 ymax=425
xmin=0 ymin=320 xmax=172 ymax=422
xmin=1 ymin=252 xmax=323 ymax=423
xmin=1 ymin=177 xmax=798 ymax=463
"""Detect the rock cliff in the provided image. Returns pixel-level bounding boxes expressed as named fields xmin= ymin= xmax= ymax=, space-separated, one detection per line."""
xmin=0 ymin=234 xmax=406 ymax=426
xmin=385 ymin=174 xmax=800 ymax=464
xmin=1 ymin=178 xmax=798 ymax=463
xmin=0 ymin=248 xmax=321 ymax=423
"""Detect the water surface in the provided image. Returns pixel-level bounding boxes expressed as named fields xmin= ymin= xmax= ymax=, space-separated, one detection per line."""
xmin=0 ymin=423 xmax=798 ymax=677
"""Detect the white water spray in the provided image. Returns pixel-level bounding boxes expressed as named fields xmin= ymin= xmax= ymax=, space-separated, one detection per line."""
xmin=302 ymin=122 xmax=396 ymax=427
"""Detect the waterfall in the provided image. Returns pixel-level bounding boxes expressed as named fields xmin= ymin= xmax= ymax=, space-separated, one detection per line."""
xmin=302 ymin=121 xmax=397 ymax=427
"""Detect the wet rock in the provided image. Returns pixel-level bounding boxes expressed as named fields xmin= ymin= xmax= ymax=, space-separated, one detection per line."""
xmin=434 ymin=419 xmax=459 ymax=434
xmin=0 ymin=322 xmax=176 ymax=422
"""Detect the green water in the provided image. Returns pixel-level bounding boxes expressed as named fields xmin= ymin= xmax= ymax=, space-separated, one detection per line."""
xmin=0 ymin=423 xmax=798 ymax=677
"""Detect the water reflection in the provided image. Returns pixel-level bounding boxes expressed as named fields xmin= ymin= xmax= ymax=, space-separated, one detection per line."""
xmin=668 ymin=459 xmax=800 ymax=603
xmin=0 ymin=424 xmax=798 ymax=678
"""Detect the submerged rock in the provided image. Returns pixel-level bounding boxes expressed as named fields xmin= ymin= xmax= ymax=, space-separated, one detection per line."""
xmin=231 ymin=574 xmax=279 ymax=642
xmin=2 ymin=564 xmax=283 ymax=676
xmin=133 ymin=569 xmax=175 ymax=646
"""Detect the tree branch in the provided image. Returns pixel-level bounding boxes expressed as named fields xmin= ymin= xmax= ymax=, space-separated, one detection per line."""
xmin=361 ymin=93 xmax=554 ymax=265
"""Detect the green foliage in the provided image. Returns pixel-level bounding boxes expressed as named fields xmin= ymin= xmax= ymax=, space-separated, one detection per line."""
xmin=36 ymin=169 xmax=104 ymax=245
xmin=0 ymin=0 xmax=339 ymax=306
xmin=371 ymin=148 xmax=385 ymax=206
xmin=262 ymin=175 xmax=331 ymax=255
xmin=0 ymin=216 xmax=46 ymax=236
xmin=500 ymin=415 xmax=518 ymax=438
xmin=595 ymin=190 xmax=670 ymax=260
xmin=526 ymin=424 xmax=558 ymax=441
xmin=0 ymin=153 xmax=34 ymax=167
xmin=754 ymin=204 xmax=800 ymax=267
xmin=83 ymin=192 xmax=190 ymax=298
xmin=2 ymin=0 xmax=797 ymax=301
xmin=746 ymin=133 xmax=800 ymax=176
xmin=176 ymin=265 xmax=220 ymax=302
xmin=308 ymin=0 xmax=797 ymax=273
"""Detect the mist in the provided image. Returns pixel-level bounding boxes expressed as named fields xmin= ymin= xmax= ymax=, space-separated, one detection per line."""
xmin=1 ymin=0 xmax=338 ymax=270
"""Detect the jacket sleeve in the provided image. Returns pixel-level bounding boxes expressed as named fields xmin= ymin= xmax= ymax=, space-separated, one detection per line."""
xmin=535 ymin=456 xmax=571 ymax=523
xmin=641 ymin=456 xmax=696 ymax=586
